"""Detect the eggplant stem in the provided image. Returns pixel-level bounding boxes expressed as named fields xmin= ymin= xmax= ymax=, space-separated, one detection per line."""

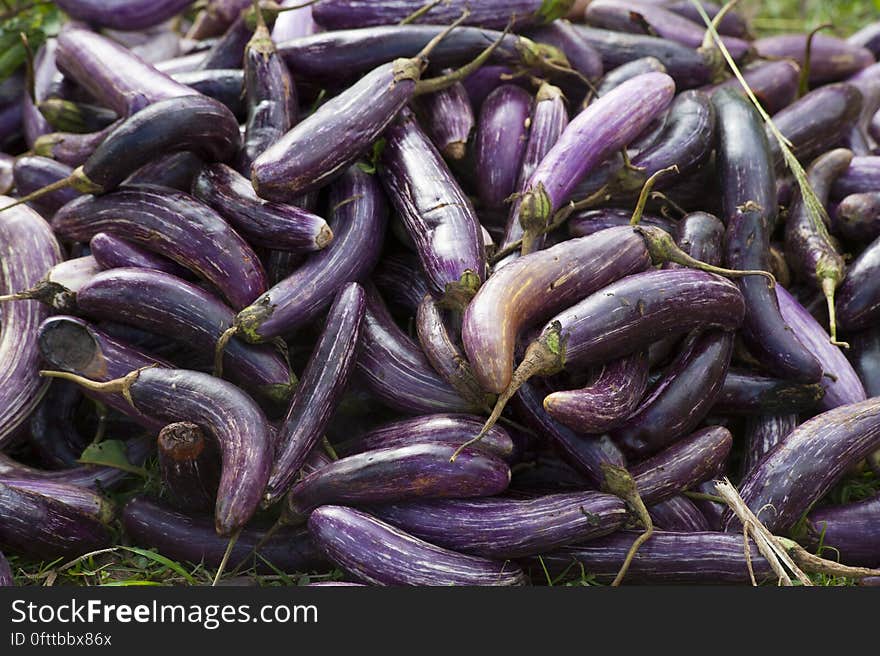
xmin=682 ymin=490 xmax=725 ymax=504
xmin=399 ymin=0 xmax=442 ymax=25
xmin=600 ymin=464 xmax=653 ymax=587
xmin=213 ymin=325 xmax=238 ymax=378
xmin=777 ymin=537 xmax=880 ymax=579
xmin=451 ymin=326 xmax=565 ymax=462
xmin=212 ymin=528 xmax=242 ymax=587
xmin=39 ymin=366 xmax=154 ymax=410
xmin=649 ymin=191 xmax=687 ymax=218
xmin=413 ymin=9 xmax=471 ymax=64
xmin=0 ymin=166 xmax=100 ymax=213
xmin=799 ymin=23 xmax=833 ymax=97
xmin=322 ymin=435 xmax=339 ymax=461
xmin=629 ymin=165 xmax=679 ymax=226
xmin=821 ymin=277 xmax=848 ymax=349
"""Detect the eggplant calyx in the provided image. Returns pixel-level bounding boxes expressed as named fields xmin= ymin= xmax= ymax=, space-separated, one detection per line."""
xmin=233 ymin=297 xmax=276 ymax=344
xmin=519 ymin=182 xmax=553 ymax=255
xmin=0 ymin=280 xmax=76 ymax=312
xmin=600 ymin=463 xmax=654 ymax=586
xmin=536 ymin=0 xmax=576 ymax=24
xmin=439 ymin=270 xmax=481 ymax=314
xmin=39 ymin=366 xmax=152 ymax=411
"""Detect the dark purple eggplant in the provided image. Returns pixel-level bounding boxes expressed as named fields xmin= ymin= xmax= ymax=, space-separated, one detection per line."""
xmin=714 ymin=88 xmax=822 ymax=383
xmin=125 ymin=152 xmax=206 ymax=192
xmin=0 ymin=255 xmax=98 ymax=314
xmin=727 ymin=396 xmax=880 ymax=533
xmin=0 ymin=102 xmax=22 ymax=150
xmin=171 ymin=69 xmax=246 ymax=117
xmin=197 ymin=12 xmax=253 ymax=71
xmin=535 ymin=530 xmax=772 ymax=585
xmin=282 ymin=443 xmax=510 ymax=525
xmin=0 ymin=200 xmax=61 ymax=448
xmin=849 ymin=328 xmax=880 ymax=397
xmin=371 ymin=491 xmax=625 ymax=559
xmin=192 ymin=163 xmax=332 ymax=253
xmin=707 ymin=60 xmax=801 ymax=115
xmin=234 ymin=165 xmax=386 ymax=343
xmin=89 ymin=232 xmax=190 ymax=278
xmin=611 ymin=331 xmax=733 ymax=459
xmin=674 ymin=211 xmax=724 ymax=266
xmin=52 ymin=186 xmax=265 ymax=310
xmin=805 ymin=494 xmax=880 ymax=568
xmin=462 ymin=65 xmax=523 ymax=111
xmin=122 ymin=496 xmax=324 ymax=573
xmin=265 ymin=283 xmax=365 ymax=506
xmin=38 ymin=99 xmax=117 ymax=134
xmin=742 ymin=414 xmax=798 ymax=478
xmin=838 ymin=235 xmax=880 ymax=333
xmin=528 ymin=18 xmax=603 ymax=81
xmin=12 ymin=156 xmax=81 ymax=216
xmin=543 ymin=351 xmax=649 ymax=434
xmin=850 ymin=23 xmax=880 ymax=59
xmin=412 ymin=79 xmax=475 ymax=161
xmin=28 ymin=381 xmax=88 ymax=470
xmin=595 ymin=57 xmax=667 ymax=97
xmin=713 ymin=369 xmax=825 ymax=415
xmin=338 ymin=414 xmax=515 ymax=462
xmin=834 ymin=192 xmax=880 ymax=242
xmin=33 ymin=122 xmax=120 ymax=169
xmin=754 ymin=33 xmax=874 ymax=85
xmin=649 ymin=495 xmax=710 ymax=532
xmin=158 ymin=422 xmax=220 ymax=514
xmin=372 ymin=253 xmax=431 ymax=319
xmin=75 ymin=268 xmax=292 ymax=404
xmin=309 ymin=505 xmax=526 ymax=586
xmin=832 ymin=156 xmax=880 ymax=198
xmin=380 ymin=108 xmax=485 ymax=310
xmin=54 ymin=0 xmax=195 ymax=30
xmin=567 ymin=208 xmax=676 ymax=237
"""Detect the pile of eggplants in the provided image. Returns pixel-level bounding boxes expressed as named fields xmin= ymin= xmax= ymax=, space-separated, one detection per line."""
xmin=1 ymin=0 xmax=880 ymax=587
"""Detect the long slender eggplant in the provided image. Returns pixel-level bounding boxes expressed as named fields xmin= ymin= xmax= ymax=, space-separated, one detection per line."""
xmin=89 ymin=233 xmax=190 ymax=278
xmin=726 ymin=396 xmax=880 ymax=533
xmin=528 ymin=19 xmax=603 ymax=81
xmin=754 ymin=33 xmax=874 ymax=85
xmin=12 ymin=156 xmax=81 ymax=216
xmin=372 ymin=253 xmax=431 ymax=319
xmin=834 ymin=192 xmax=880 ymax=242
xmin=370 ymin=491 xmax=625 ymax=559
xmin=196 ymin=12 xmax=254 ymax=71
xmin=337 ymin=414 xmax=515 ymax=462
xmin=158 ymin=422 xmax=220 ymax=514
xmin=54 ymin=0 xmax=195 ymax=30
xmin=667 ymin=0 xmax=751 ymax=39
xmin=804 ymin=494 xmax=880 ymax=568
xmin=28 ymin=381 xmax=88 ymax=469
xmin=838 ymin=235 xmax=880 ymax=333
xmin=380 ymin=108 xmax=485 ymax=310
xmin=0 ymin=255 xmax=99 ymax=313
xmin=0 ymin=200 xmax=60 ymax=447
xmin=309 ymin=505 xmax=526 ymax=586
xmin=171 ymin=69 xmax=247 ymax=117
xmin=234 ymin=165 xmax=386 ymax=342
xmin=649 ymin=495 xmax=711 ymax=532
xmin=52 ymin=186 xmax=265 ymax=310
xmin=567 ymin=208 xmax=676 ymax=237
xmin=611 ymin=331 xmax=733 ymax=459
xmin=775 ymin=284 xmax=865 ymax=411
xmin=412 ymin=80 xmax=475 ymax=161
xmin=265 ymin=284 xmax=365 ymax=506
xmin=192 ymin=163 xmax=332 ymax=253
xmin=595 ymin=57 xmax=667 ymax=97
xmin=832 ymin=156 xmax=880 ymax=198
xmin=714 ymin=88 xmax=822 ymax=383
xmin=535 ymin=531 xmax=772 ymax=585
xmin=543 ymin=351 xmax=649 ymax=434
xmin=122 ymin=496 xmax=324 ymax=573
xmin=707 ymin=60 xmax=801 ymax=115
xmin=75 ymin=268 xmax=293 ymax=404
xmin=713 ymin=369 xmax=825 ymax=415
xmin=742 ymin=414 xmax=798 ymax=478
xmin=33 ymin=122 xmax=120 ymax=169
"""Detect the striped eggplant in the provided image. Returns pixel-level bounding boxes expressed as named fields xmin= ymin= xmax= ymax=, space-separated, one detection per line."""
xmin=372 ymin=253 xmax=431 ymax=319
xmin=0 ymin=255 xmax=100 ymax=313
xmin=33 ymin=123 xmax=119 ymax=169
xmin=54 ymin=0 xmax=195 ymax=30
xmin=804 ymin=494 xmax=880 ymax=568
xmin=713 ymin=370 xmax=825 ymax=415
xmin=89 ymin=233 xmax=190 ymax=278
xmin=595 ymin=57 xmax=667 ymax=97
xmin=412 ymin=79 xmax=474 ymax=161
xmin=567 ymin=208 xmax=676 ymax=238
xmin=11 ymin=156 xmax=80 ymax=217
xmin=707 ymin=60 xmax=801 ymax=115
xmin=754 ymin=33 xmax=874 ymax=85
xmin=649 ymin=496 xmax=711 ymax=532
xmin=742 ymin=414 xmax=798 ymax=477
xmin=832 ymin=156 xmax=880 ymax=199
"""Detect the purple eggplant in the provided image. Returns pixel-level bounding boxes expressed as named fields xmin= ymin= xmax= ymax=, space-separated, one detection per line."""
xmin=707 ymin=60 xmax=801 ymax=115
xmin=543 ymin=351 xmax=649 ymax=434
xmin=75 ymin=268 xmax=293 ymax=404
xmin=12 ymin=156 xmax=81 ymax=216
xmin=89 ymin=233 xmax=190 ymax=278
xmin=714 ymin=88 xmax=822 ymax=383
xmin=308 ymin=505 xmax=526 ymax=586
xmin=834 ymin=192 xmax=880 ymax=242
xmin=742 ymin=414 xmax=798 ymax=478
xmin=838 ymin=234 xmax=880 ymax=333
xmin=192 ymin=163 xmax=332 ymax=253
xmin=0 ymin=254 xmax=98 ymax=314
xmin=850 ymin=328 xmax=880 ymax=397
xmin=535 ymin=530 xmax=772 ymax=585
xmin=832 ymin=156 xmax=880 ymax=198
xmin=380 ymin=108 xmax=486 ymax=310
xmin=674 ymin=211 xmax=724 ymax=266
xmin=567 ymin=207 xmax=676 ymax=237
xmin=122 ymin=496 xmax=324 ymax=573
xmin=338 ymin=414 xmax=515 ymax=462
xmin=52 ymin=186 xmax=265 ymax=310
xmin=372 ymin=253 xmax=431 ymax=319
xmin=234 ymin=165 xmax=386 ymax=343
xmin=371 ymin=491 xmax=625 ymax=559
xmin=197 ymin=13 xmax=253 ymax=71
xmin=727 ymin=396 xmax=880 ymax=533
xmin=272 ymin=0 xmax=319 ymax=41
xmin=612 ymin=331 xmax=733 ymax=459
xmin=805 ymin=494 xmax=880 ymax=568
xmin=54 ymin=0 xmax=195 ymax=30
xmin=23 ymin=39 xmax=59 ymax=148
xmin=171 ymin=69 xmax=246 ymax=117
xmin=34 ymin=122 xmax=120 ymax=169
xmin=528 ymin=19 xmax=603 ymax=81
xmin=754 ymin=33 xmax=874 ymax=85
xmin=158 ymin=422 xmax=220 ymax=514
xmin=649 ymin=495 xmax=710 ymax=532
xmin=28 ymin=381 xmax=88 ymax=470
xmin=38 ymin=99 xmax=117 ymax=134
xmin=713 ymin=369 xmax=825 ymax=415
xmin=595 ymin=57 xmax=667 ymax=97
xmin=775 ymin=284 xmax=865 ymax=411
xmin=0 ymin=200 xmax=61 ymax=447
xmin=0 ymin=551 xmax=12 ymax=586
xmin=125 ymin=152 xmax=206 ymax=192
xmin=265 ymin=283 xmax=365 ymax=506
xmin=850 ymin=23 xmax=880 ymax=59
xmin=282 ymin=442 xmax=510 ymax=524
xmin=667 ymin=1 xmax=750 ymax=39
xmin=412 ymin=80 xmax=475 ymax=161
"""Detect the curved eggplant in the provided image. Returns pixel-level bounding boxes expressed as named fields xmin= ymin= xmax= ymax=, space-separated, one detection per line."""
xmin=674 ymin=211 xmax=724 ymax=266
xmin=11 ymin=156 xmax=81 ymax=216
xmin=0 ymin=255 xmax=99 ymax=313
xmin=707 ymin=60 xmax=801 ymax=115
xmin=596 ymin=57 xmax=667 ymax=97
xmin=754 ymin=33 xmax=874 ymax=85
xmin=713 ymin=369 xmax=825 ymax=415
xmin=567 ymin=208 xmax=676 ymax=237
xmin=371 ymin=491 xmax=625 ymax=559
xmin=649 ymin=496 xmax=711 ymax=532
xmin=309 ymin=505 xmax=526 ymax=586
xmin=265 ymin=283 xmax=365 ymax=505
xmin=54 ymin=0 xmax=194 ymax=30
xmin=89 ymin=233 xmax=190 ymax=278
xmin=832 ymin=156 xmax=880 ymax=198
xmin=171 ymin=69 xmax=246 ymax=117
xmin=28 ymin=381 xmax=88 ymax=470
xmin=742 ymin=414 xmax=798 ymax=478
xmin=805 ymin=494 xmax=880 ymax=568
xmin=412 ymin=80 xmax=475 ymax=161
xmin=158 ymin=422 xmax=220 ymax=514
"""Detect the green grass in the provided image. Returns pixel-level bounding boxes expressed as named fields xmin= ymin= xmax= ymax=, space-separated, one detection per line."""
xmin=743 ymin=0 xmax=880 ymax=37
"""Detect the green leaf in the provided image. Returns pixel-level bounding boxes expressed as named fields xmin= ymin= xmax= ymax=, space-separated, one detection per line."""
xmin=117 ymin=547 xmax=197 ymax=584
xmin=100 ymin=580 xmax=164 ymax=587
xmin=0 ymin=2 xmax=62 ymax=81
xmin=77 ymin=440 xmax=149 ymax=478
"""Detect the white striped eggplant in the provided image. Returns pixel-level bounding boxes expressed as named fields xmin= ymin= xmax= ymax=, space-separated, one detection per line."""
xmin=706 ymin=60 xmax=801 ymax=115
xmin=89 ymin=233 xmax=190 ymax=278
xmin=54 ymin=0 xmax=195 ymax=30
xmin=412 ymin=79 xmax=475 ymax=161
xmin=157 ymin=422 xmax=220 ymax=514
xmin=308 ymin=505 xmax=527 ymax=586
xmin=649 ymin=496 xmax=711 ymax=532
xmin=726 ymin=396 xmax=880 ymax=533
xmin=11 ymin=156 xmax=81 ymax=215
xmin=52 ymin=186 xmax=266 ymax=310
xmin=281 ymin=443 xmax=511 ymax=525
xmin=742 ymin=414 xmax=798 ymax=477
xmin=754 ymin=33 xmax=874 ymax=85
xmin=0 ymin=199 xmax=61 ymax=448
xmin=380 ymin=108 xmax=486 ymax=311
xmin=370 ymin=491 xmax=626 ymax=559
xmin=804 ymin=494 xmax=880 ymax=568
xmin=713 ymin=369 xmax=825 ymax=415
xmin=234 ymin=165 xmax=387 ymax=342
xmin=265 ymin=283 xmax=365 ymax=506
xmin=838 ymin=235 xmax=880 ymax=333
xmin=0 ymin=255 xmax=100 ymax=313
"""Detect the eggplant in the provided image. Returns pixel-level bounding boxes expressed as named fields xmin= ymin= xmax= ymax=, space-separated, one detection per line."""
xmin=850 ymin=23 xmax=880 ymax=59
xmin=412 ymin=80 xmax=475 ymax=161
xmin=370 ymin=491 xmax=626 ymax=559
xmin=850 ymin=328 xmax=880 ymax=397
xmin=674 ymin=212 xmax=724 ymax=266
xmin=543 ymin=351 xmax=649 ymax=434
xmin=0 ymin=199 xmax=61 ymax=447
xmin=12 ymin=156 xmax=81 ymax=216
xmin=197 ymin=13 xmax=254 ymax=71
xmin=282 ymin=443 xmax=510 ymax=524
xmin=193 ymin=163 xmax=332 ymax=253
xmin=28 ymin=381 xmax=88 ymax=470
xmin=0 ymin=154 xmax=12 ymax=195
xmin=666 ymin=1 xmax=750 ymax=39
xmin=595 ymin=57 xmax=667 ymax=97
xmin=805 ymin=494 xmax=880 ymax=568
xmin=272 ymin=0 xmax=319 ymax=41
xmin=727 ymin=396 xmax=880 ymax=533
xmin=713 ymin=369 xmax=825 ymax=415
xmin=0 ymin=255 xmax=99 ymax=313
xmin=234 ymin=165 xmax=386 ymax=343
xmin=742 ymin=414 xmax=798 ymax=478
xmin=528 ymin=19 xmax=603 ymax=82
xmin=89 ymin=233 xmax=190 ymax=278
xmin=158 ymin=422 xmax=220 ymax=514
xmin=832 ymin=156 xmax=880 ymax=198
xmin=54 ymin=0 xmax=195 ymax=30
xmin=714 ymin=88 xmax=822 ymax=383
xmin=308 ymin=505 xmax=527 ymax=586
xmin=567 ymin=208 xmax=676 ymax=238
xmin=707 ymin=60 xmax=801 ymax=115
xmin=76 ymin=268 xmax=293 ymax=404
xmin=337 ymin=414 xmax=515 ymax=462
xmin=838 ymin=235 xmax=880 ymax=333
xmin=649 ymin=496 xmax=711 ymax=532
xmin=372 ymin=253 xmax=431 ymax=319
xmin=171 ymin=69 xmax=247 ymax=117
xmin=535 ymin=531 xmax=772 ymax=585
xmin=265 ymin=283 xmax=365 ymax=505
xmin=52 ymin=186 xmax=265 ymax=310
xmin=0 ymin=551 xmax=12 ymax=586
xmin=32 ymin=123 xmax=120 ymax=170
xmin=754 ymin=33 xmax=874 ymax=85
xmin=38 ymin=99 xmax=118 ymax=134
xmin=834 ymin=192 xmax=880 ymax=242
xmin=122 ymin=496 xmax=324 ymax=573
xmin=611 ymin=331 xmax=734 ymax=459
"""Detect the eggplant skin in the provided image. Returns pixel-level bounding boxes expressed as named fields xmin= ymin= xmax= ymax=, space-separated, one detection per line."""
xmin=0 ymin=551 xmax=12 ymax=586
xmin=805 ymin=494 xmax=880 ymax=568
xmin=309 ymin=505 xmax=527 ymax=586
xmin=55 ymin=0 xmax=195 ymax=31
